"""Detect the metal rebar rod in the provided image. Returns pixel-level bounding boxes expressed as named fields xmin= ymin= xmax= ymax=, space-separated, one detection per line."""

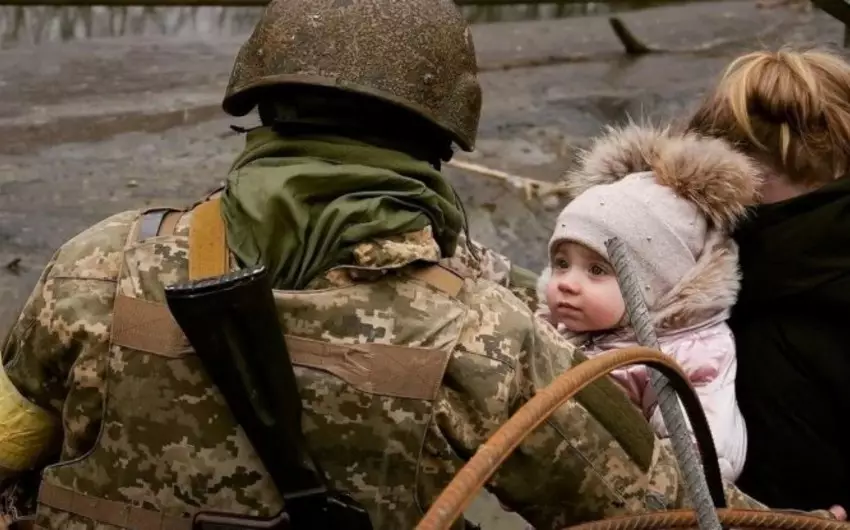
xmin=605 ymin=237 xmax=722 ymax=530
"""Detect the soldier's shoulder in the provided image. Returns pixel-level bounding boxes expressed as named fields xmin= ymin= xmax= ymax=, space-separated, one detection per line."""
xmin=444 ymin=237 xmax=541 ymax=314
xmin=444 ymin=234 xmax=511 ymax=283
xmin=47 ymin=209 xmax=143 ymax=280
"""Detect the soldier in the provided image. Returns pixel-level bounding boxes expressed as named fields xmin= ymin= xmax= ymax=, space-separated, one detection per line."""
xmin=0 ymin=0 xmax=788 ymax=529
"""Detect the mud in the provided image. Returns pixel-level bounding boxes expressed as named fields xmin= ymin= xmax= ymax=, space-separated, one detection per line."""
xmin=0 ymin=2 xmax=845 ymax=526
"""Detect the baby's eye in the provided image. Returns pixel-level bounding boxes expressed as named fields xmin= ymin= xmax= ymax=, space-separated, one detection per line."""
xmin=554 ymin=258 xmax=569 ymax=270
xmin=589 ymin=264 xmax=607 ymax=276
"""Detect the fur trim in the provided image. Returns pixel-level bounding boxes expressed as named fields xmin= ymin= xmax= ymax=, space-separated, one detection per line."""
xmin=565 ymin=122 xmax=762 ymax=230
xmin=652 ymin=230 xmax=740 ymax=332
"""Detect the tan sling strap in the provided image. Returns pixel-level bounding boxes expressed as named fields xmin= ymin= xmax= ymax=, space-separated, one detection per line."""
xmin=188 ymin=197 xmax=229 ymax=280
xmin=185 ymin=196 xmax=464 ymax=296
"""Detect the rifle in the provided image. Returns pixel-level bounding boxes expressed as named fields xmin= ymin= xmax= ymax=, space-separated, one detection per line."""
xmin=164 ymin=265 xmax=373 ymax=530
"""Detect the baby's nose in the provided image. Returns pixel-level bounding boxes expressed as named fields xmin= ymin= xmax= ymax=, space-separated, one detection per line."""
xmin=557 ymin=274 xmax=581 ymax=293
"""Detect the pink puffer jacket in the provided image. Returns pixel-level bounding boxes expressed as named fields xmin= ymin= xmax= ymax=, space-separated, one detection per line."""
xmin=583 ymin=319 xmax=746 ymax=482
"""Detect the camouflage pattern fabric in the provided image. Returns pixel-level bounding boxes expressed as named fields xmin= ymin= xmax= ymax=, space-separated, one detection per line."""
xmin=0 ymin=201 xmax=767 ymax=530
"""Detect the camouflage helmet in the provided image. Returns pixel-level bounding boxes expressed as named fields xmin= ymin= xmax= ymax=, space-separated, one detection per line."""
xmin=222 ymin=0 xmax=482 ymax=151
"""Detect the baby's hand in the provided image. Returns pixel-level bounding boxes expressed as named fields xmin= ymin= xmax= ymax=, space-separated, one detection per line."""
xmin=810 ymin=505 xmax=848 ymax=521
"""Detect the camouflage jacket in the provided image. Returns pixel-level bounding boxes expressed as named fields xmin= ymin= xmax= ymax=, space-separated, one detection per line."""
xmin=0 ymin=197 xmax=764 ymax=530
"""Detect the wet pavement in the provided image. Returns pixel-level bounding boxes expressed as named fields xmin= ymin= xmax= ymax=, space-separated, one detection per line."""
xmin=0 ymin=2 xmax=844 ymax=525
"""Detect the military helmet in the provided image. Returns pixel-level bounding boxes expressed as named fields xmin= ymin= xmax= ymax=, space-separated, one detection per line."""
xmin=222 ymin=0 xmax=482 ymax=151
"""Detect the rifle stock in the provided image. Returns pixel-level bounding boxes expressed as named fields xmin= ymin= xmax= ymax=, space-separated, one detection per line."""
xmin=164 ymin=265 xmax=371 ymax=530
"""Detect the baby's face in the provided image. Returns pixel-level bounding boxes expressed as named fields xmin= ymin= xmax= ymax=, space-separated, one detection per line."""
xmin=545 ymin=241 xmax=625 ymax=333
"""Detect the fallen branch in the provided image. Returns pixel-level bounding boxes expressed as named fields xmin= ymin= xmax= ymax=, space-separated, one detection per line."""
xmin=608 ymin=15 xmax=787 ymax=55
xmin=479 ymin=17 xmax=788 ymax=72
xmin=4 ymin=258 xmax=20 ymax=275
xmin=609 ymin=17 xmax=654 ymax=55
xmin=446 ymin=158 xmax=569 ymax=201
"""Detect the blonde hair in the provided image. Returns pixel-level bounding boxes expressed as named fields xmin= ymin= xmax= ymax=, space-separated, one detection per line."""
xmin=686 ymin=46 xmax=850 ymax=185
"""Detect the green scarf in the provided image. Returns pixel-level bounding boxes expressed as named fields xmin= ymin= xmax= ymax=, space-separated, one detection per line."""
xmin=220 ymin=127 xmax=465 ymax=290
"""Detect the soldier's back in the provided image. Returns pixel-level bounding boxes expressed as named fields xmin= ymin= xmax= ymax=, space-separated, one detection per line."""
xmin=4 ymin=198 xmax=567 ymax=530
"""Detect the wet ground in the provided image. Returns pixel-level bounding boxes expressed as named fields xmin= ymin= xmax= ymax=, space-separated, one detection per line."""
xmin=0 ymin=1 xmax=845 ymax=526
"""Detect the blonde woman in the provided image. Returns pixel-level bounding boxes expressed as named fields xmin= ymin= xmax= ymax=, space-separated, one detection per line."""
xmin=685 ymin=47 xmax=850 ymax=513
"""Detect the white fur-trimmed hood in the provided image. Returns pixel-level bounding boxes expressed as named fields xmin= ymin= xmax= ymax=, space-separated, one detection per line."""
xmin=538 ymin=123 xmax=762 ymax=333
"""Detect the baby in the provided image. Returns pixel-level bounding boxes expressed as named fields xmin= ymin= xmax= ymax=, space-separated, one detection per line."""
xmin=538 ymin=123 xmax=761 ymax=482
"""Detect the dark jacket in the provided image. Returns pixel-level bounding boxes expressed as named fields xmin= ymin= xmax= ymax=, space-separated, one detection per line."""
xmin=731 ymin=177 xmax=850 ymax=511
